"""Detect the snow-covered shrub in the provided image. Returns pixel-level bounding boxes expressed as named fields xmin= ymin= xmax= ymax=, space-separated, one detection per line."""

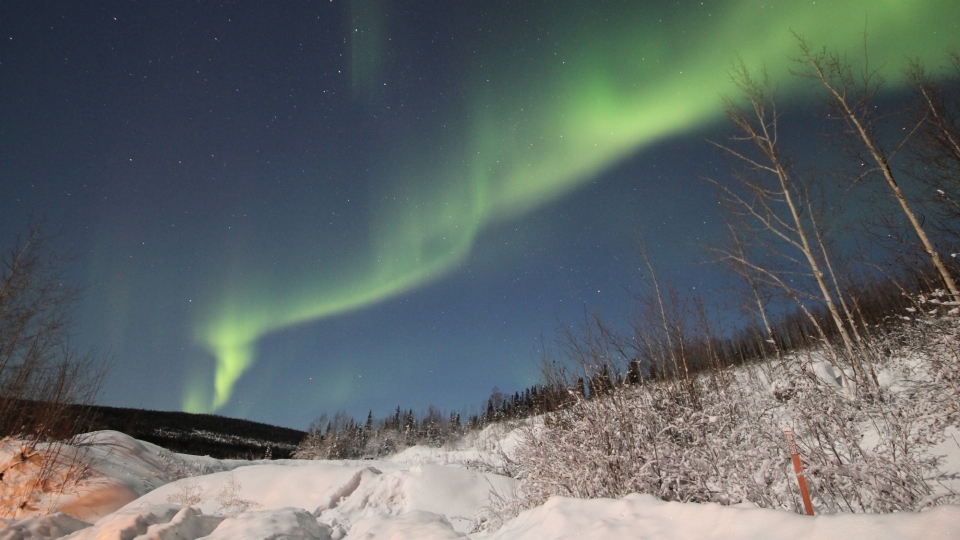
xmin=510 ymin=313 xmax=960 ymax=519
xmin=514 ymin=375 xmax=787 ymax=510
xmin=214 ymin=473 xmax=261 ymax=514
xmin=155 ymin=449 xmax=217 ymax=481
xmin=765 ymin=349 xmax=946 ymax=513
xmin=0 ymin=436 xmax=96 ymax=518
xmin=166 ymin=480 xmax=203 ymax=507
xmin=295 ymin=408 xmax=469 ymax=460
xmin=0 ymin=225 xmax=106 ymax=518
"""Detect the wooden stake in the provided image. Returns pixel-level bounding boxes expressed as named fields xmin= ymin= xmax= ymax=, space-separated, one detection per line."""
xmin=784 ymin=428 xmax=814 ymax=516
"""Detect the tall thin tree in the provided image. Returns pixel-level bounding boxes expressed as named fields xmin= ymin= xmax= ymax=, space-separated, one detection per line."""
xmin=796 ymin=36 xmax=960 ymax=299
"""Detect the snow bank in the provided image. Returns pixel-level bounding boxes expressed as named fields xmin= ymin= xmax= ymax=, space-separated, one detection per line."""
xmin=201 ymin=508 xmax=331 ymax=540
xmin=348 ymin=511 xmax=466 ymax=540
xmin=128 ymin=460 xmax=516 ymax=535
xmin=135 ymin=462 xmax=367 ymax=515
xmin=55 ymin=504 xmax=221 ymax=540
xmin=0 ymin=513 xmax=89 ymax=540
xmin=386 ymin=421 xmax=523 ymax=472
xmin=0 ymin=431 xmax=241 ymax=521
xmin=10 ymin=490 xmax=957 ymax=540
xmin=486 ymin=493 xmax=960 ymax=540
xmin=1 ymin=424 xmax=958 ymax=539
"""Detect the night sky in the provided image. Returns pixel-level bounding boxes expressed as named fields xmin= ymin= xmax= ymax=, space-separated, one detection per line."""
xmin=2 ymin=1 xmax=957 ymax=429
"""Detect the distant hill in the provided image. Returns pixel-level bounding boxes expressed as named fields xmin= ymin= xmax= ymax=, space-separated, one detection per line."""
xmin=78 ymin=404 xmax=306 ymax=460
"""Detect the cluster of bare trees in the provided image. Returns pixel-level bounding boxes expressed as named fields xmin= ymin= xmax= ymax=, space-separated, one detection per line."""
xmin=509 ymin=266 xmax=959 ymax=519
xmin=0 ymin=222 xmax=106 ymax=517
xmin=502 ymin=37 xmax=960 ymax=520
xmin=510 ymin=310 xmax=960 ymax=516
xmin=706 ymin=37 xmax=960 ymax=392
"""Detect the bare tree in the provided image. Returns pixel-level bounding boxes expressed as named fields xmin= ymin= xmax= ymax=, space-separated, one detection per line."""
xmin=705 ymin=62 xmax=859 ymax=377
xmin=904 ymin=53 xmax=960 ymax=254
xmin=796 ymin=37 xmax=960 ymax=299
xmin=0 ymin=222 xmax=106 ymax=517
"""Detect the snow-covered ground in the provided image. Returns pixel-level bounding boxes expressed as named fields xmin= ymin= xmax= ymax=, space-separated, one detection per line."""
xmin=1 ymin=427 xmax=959 ymax=539
xmin=5 ymin=315 xmax=960 ymax=539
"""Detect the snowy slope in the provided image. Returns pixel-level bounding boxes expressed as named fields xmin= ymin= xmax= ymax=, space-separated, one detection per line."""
xmin=0 ymin=431 xmax=240 ymax=521
xmin=1 ymin=429 xmax=958 ymax=539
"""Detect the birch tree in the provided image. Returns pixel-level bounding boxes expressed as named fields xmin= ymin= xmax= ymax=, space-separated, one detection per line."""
xmin=706 ymin=62 xmax=859 ymax=379
xmin=905 ymin=54 xmax=960 ymax=256
xmin=796 ymin=37 xmax=960 ymax=299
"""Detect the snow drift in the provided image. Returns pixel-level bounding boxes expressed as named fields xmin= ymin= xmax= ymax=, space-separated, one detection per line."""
xmin=0 ymin=429 xmax=958 ymax=539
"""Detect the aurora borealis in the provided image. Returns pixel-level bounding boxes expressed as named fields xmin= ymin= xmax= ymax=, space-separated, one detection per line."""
xmin=2 ymin=1 xmax=958 ymax=428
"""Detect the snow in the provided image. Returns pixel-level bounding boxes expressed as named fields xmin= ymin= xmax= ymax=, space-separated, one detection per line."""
xmin=54 ymin=505 xmax=221 ymax=540
xmin=7 ymin=316 xmax=960 ymax=540
xmin=0 ymin=513 xmax=89 ymax=540
xmin=0 ymin=431 xmax=238 ymax=522
xmin=130 ymin=460 xmax=516 ymax=535
xmin=348 ymin=511 xmax=467 ymax=540
xmin=486 ymin=494 xmax=960 ymax=540
xmin=199 ymin=508 xmax=327 ymax=540
xmin=2 ymin=428 xmax=958 ymax=539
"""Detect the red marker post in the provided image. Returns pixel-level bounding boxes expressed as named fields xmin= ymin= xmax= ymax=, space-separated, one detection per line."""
xmin=783 ymin=428 xmax=814 ymax=516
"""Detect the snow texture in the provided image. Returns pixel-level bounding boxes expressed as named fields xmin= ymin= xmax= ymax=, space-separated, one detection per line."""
xmin=0 ymin=427 xmax=957 ymax=539
xmin=486 ymin=493 xmax=960 ymax=540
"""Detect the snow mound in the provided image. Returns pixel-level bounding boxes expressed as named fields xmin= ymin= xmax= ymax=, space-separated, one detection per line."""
xmin=56 ymin=504 xmax=220 ymax=540
xmin=386 ymin=422 xmax=523 ymax=471
xmin=486 ymin=493 xmax=960 ymax=540
xmin=0 ymin=431 xmax=241 ymax=521
xmin=135 ymin=463 xmax=365 ymax=516
xmin=28 ymin=492 xmax=958 ymax=540
xmin=129 ymin=461 xmax=516 ymax=535
xmin=348 ymin=510 xmax=466 ymax=540
xmin=0 ymin=513 xmax=89 ymax=540
xmin=201 ymin=508 xmax=331 ymax=540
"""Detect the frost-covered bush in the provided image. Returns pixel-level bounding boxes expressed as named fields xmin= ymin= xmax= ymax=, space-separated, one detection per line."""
xmin=765 ymin=351 xmax=948 ymax=513
xmin=294 ymin=408 xmax=468 ymax=460
xmin=514 ymin=376 xmax=789 ymax=510
xmin=510 ymin=313 xmax=960 ymax=518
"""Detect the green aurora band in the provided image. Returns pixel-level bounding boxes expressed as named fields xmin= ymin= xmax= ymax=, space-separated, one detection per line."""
xmin=187 ymin=0 xmax=960 ymax=412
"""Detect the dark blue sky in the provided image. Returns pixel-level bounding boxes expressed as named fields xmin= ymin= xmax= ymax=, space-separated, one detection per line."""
xmin=2 ymin=1 xmax=956 ymax=428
